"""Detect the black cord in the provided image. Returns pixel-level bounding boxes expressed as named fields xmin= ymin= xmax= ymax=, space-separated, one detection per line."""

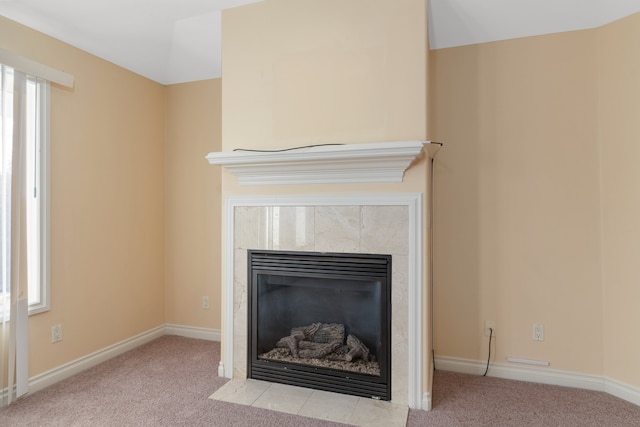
xmin=234 ymin=142 xmax=443 ymax=153
xmin=233 ymin=143 xmax=345 ymax=152
xmin=432 ymin=348 xmax=436 ymax=371
xmin=483 ymin=328 xmax=493 ymax=376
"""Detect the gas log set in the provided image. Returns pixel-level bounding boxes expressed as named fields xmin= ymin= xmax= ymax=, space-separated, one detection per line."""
xmin=259 ymin=322 xmax=380 ymax=376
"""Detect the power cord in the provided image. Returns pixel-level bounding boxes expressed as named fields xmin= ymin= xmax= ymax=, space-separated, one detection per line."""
xmin=233 ymin=143 xmax=345 ymax=152
xmin=483 ymin=327 xmax=493 ymax=376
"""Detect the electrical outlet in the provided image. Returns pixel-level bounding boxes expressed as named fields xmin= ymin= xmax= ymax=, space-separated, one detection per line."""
xmin=533 ymin=323 xmax=544 ymax=341
xmin=202 ymin=296 xmax=210 ymax=310
xmin=485 ymin=320 xmax=496 ymax=337
xmin=51 ymin=324 xmax=63 ymax=343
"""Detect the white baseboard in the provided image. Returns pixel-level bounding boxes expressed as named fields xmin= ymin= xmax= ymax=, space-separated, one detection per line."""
xmin=434 ymin=355 xmax=640 ymax=407
xmin=28 ymin=325 xmax=165 ymax=395
xmin=22 ymin=334 xmax=639 ymax=410
xmin=422 ymin=392 xmax=432 ymax=411
xmin=605 ymin=376 xmax=640 ymax=406
xmin=164 ymin=324 xmax=221 ymax=341
xmin=26 ymin=324 xmax=220 ymax=397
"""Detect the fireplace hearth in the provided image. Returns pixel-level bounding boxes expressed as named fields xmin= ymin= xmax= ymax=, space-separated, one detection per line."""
xmin=248 ymin=250 xmax=392 ymax=400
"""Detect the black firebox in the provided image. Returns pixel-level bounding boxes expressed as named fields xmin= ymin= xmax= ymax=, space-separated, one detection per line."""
xmin=247 ymin=249 xmax=391 ymax=401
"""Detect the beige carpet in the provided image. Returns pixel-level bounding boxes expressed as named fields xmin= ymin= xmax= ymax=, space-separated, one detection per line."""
xmin=0 ymin=336 xmax=639 ymax=426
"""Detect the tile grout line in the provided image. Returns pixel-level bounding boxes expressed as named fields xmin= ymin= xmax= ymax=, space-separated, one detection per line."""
xmin=248 ymin=381 xmax=272 ymax=407
xmin=295 ymin=389 xmax=316 ymax=416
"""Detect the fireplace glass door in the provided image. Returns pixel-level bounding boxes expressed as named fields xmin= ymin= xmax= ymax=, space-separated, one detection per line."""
xmin=248 ymin=250 xmax=391 ymax=400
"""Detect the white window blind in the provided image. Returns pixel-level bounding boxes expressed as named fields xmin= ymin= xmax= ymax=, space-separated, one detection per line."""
xmin=0 ymin=51 xmax=66 ymax=405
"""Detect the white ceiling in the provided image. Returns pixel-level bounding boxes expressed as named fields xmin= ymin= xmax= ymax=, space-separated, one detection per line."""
xmin=1 ymin=0 xmax=639 ymax=85
xmin=428 ymin=0 xmax=640 ymax=49
xmin=0 ymin=0 xmax=263 ymax=85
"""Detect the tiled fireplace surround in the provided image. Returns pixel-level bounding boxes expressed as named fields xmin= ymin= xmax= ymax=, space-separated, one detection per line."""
xmin=219 ymin=193 xmax=425 ymax=410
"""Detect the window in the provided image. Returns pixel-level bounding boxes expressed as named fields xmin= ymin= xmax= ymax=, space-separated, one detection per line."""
xmin=0 ymin=64 xmax=50 ymax=318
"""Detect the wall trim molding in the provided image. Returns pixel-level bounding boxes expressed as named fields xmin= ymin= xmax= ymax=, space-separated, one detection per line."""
xmin=434 ymin=355 xmax=640 ymax=407
xmin=25 ymin=324 xmax=221 ymax=397
xmin=422 ymin=392 xmax=432 ymax=411
xmin=165 ymin=323 xmax=221 ymax=341
xmin=28 ymin=325 xmax=165 ymax=395
xmin=17 ymin=331 xmax=640 ymax=409
xmin=605 ymin=376 xmax=640 ymax=407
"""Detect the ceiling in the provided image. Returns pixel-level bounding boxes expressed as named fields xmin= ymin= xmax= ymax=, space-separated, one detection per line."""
xmin=0 ymin=0 xmax=264 ymax=84
xmin=428 ymin=0 xmax=640 ymax=49
xmin=1 ymin=0 xmax=639 ymax=85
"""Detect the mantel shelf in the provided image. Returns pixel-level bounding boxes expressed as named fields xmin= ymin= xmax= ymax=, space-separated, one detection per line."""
xmin=206 ymin=140 xmax=440 ymax=185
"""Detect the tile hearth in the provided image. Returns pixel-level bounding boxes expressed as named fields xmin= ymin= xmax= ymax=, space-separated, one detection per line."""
xmin=209 ymin=379 xmax=408 ymax=427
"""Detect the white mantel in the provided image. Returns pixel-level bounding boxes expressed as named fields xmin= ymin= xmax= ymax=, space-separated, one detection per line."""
xmin=206 ymin=140 xmax=439 ymax=185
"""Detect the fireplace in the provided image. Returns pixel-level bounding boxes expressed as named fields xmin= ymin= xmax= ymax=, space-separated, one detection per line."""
xmin=208 ymin=142 xmax=440 ymax=410
xmin=247 ymin=250 xmax=392 ymax=400
xmin=219 ymin=195 xmax=426 ymax=408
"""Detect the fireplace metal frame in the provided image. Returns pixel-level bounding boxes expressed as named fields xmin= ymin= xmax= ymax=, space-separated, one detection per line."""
xmin=247 ymin=249 xmax=392 ymax=401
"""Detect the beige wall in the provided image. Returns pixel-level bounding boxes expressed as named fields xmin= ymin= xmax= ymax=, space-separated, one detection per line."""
xmin=430 ymin=13 xmax=640 ymax=388
xmin=1 ymin=17 xmax=166 ymax=376
xmin=598 ymin=13 xmax=640 ymax=386
xmin=221 ymin=0 xmax=432 ymax=396
xmin=164 ymin=80 xmax=222 ymax=329
xmin=1 ymin=16 xmax=224 ymax=378
xmin=222 ymin=0 xmax=427 ymax=150
xmin=5 ymin=0 xmax=638 ymax=399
